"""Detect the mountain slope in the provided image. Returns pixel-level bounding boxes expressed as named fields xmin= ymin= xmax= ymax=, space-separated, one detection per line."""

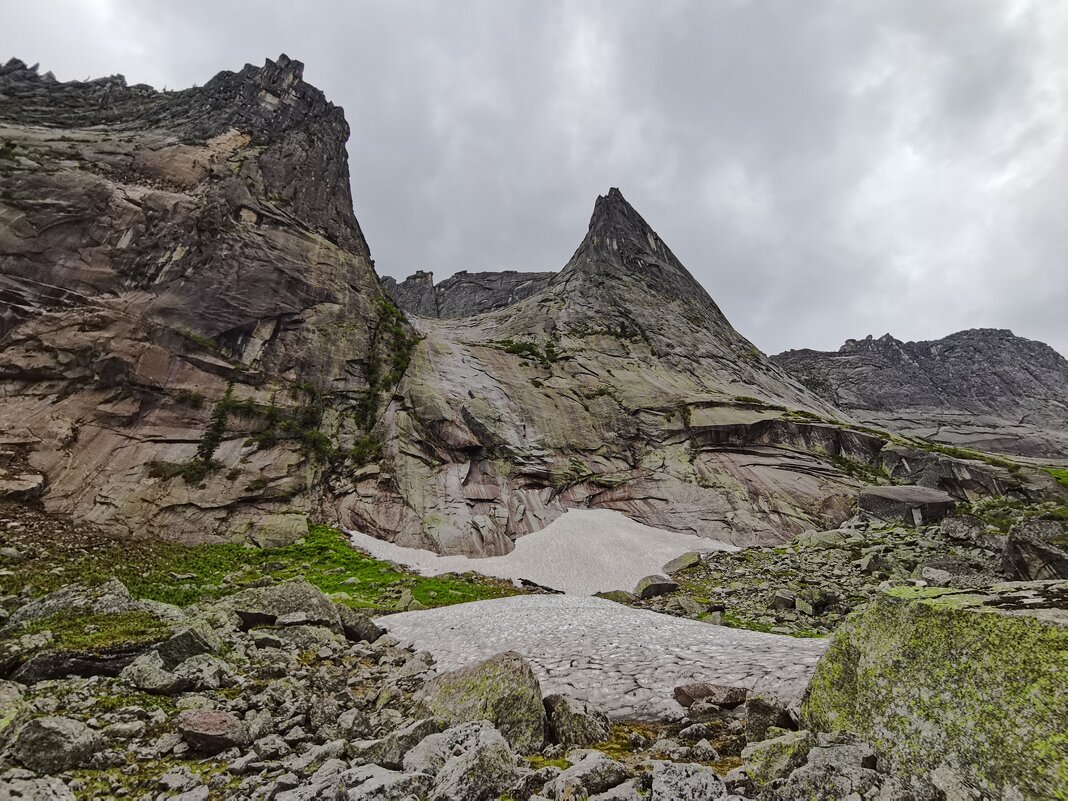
xmin=774 ymin=331 xmax=1068 ymax=459
xmin=337 ymin=189 xmax=979 ymax=555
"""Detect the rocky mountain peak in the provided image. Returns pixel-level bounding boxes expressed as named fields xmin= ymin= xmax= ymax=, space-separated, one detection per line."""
xmin=554 ymin=188 xmax=727 ymax=321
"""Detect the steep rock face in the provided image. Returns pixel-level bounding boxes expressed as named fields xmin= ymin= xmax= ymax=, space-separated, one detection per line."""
xmin=774 ymin=331 xmax=1068 ymax=458
xmin=334 ymin=189 xmax=1015 ymax=556
xmin=382 ymin=269 xmax=555 ymax=318
xmin=0 ymin=56 xmax=392 ymax=540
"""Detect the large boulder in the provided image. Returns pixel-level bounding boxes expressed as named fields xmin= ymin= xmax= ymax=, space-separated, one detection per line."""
xmin=176 ymin=709 xmax=248 ymax=754
xmin=214 ymin=578 xmax=342 ymax=633
xmin=544 ymin=694 xmax=611 ymax=748
xmin=857 ymin=485 xmax=955 ymax=526
xmin=417 ymin=651 xmax=546 ymax=754
xmin=11 ymin=716 xmax=101 ymax=773
xmin=649 ymin=761 xmax=727 ymax=799
xmin=543 ymin=751 xmax=630 ymax=799
xmin=1002 ymin=518 xmax=1068 ymax=580
xmin=803 ymin=582 xmax=1068 ymax=800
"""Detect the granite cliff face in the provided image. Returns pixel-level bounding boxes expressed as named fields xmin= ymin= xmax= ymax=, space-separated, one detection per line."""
xmin=382 ymin=269 xmax=555 ymax=318
xmin=1 ymin=56 xmax=1044 ymax=557
xmin=774 ymin=331 xmax=1068 ymax=459
xmin=0 ymin=56 xmax=395 ymax=541
xmin=337 ymin=189 xmax=1037 ymax=556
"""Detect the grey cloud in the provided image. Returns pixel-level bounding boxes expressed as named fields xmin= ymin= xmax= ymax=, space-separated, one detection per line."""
xmin=4 ymin=0 xmax=1065 ymax=355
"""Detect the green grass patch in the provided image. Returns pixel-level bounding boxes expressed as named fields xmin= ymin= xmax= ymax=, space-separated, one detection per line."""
xmin=1046 ymin=467 xmax=1068 ymax=489
xmin=2 ymin=524 xmax=520 ymax=613
xmin=19 ymin=611 xmax=171 ymax=653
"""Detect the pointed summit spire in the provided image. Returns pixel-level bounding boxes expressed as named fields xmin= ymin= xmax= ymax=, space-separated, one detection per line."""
xmin=554 ymin=188 xmax=727 ymax=322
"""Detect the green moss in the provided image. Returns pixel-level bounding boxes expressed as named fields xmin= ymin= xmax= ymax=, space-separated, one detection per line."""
xmin=1047 ymin=468 xmax=1068 ymax=489
xmin=1 ymin=524 xmax=518 ymax=613
xmin=525 ymin=755 xmax=571 ymax=770
xmin=19 ymin=611 xmax=171 ymax=653
xmin=803 ymin=591 xmax=1068 ymax=799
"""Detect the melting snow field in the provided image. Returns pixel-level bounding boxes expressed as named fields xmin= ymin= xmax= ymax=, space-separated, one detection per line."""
xmin=346 ymin=508 xmax=734 ymax=595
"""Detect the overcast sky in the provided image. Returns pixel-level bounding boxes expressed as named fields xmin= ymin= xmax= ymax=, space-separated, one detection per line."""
xmin=5 ymin=1 xmax=1067 ymax=356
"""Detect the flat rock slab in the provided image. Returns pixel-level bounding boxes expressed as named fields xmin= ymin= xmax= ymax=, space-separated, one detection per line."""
xmin=378 ymin=595 xmax=828 ymax=721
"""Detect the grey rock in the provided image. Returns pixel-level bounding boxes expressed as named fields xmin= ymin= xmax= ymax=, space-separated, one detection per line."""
xmin=350 ymin=717 xmax=445 ymax=769
xmin=0 ymin=769 xmax=76 ymax=800
xmin=427 ymin=727 xmax=519 ymax=801
xmin=649 ymin=761 xmax=726 ymax=800
xmin=342 ymin=764 xmax=432 ymax=801
xmin=337 ymin=604 xmax=385 ymax=643
xmin=176 ymin=709 xmax=247 ymax=754
xmin=1002 ymin=518 xmax=1068 ymax=580
xmin=744 ymin=693 xmax=794 ymax=743
xmin=543 ymin=751 xmax=630 ymax=799
xmin=859 ymin=486 xmax=956 ymax=526
xmin=544 ymin=694 xmax=611 ymax=748
xmin=674 ymin=682 xmax=748 ymax=709
xmin=635 ymin=575 xmax=679 ymax=599
xmin=11 ymin=716 xmax=100 ymax=773
xmin=418 ymin=651 xmax=546 ymax=753
xmin=773 ymin=328 xmax=1068 ymax=459
xmin=173 ymin=653 xmax=236 ymax=690
xmin=155 ymin=627 xmax=214 ymax=670
xmin=119 ymin=651 xmax=188 ymax=695
xmin=216 ymin=579 xmax=342 ymax=632
xmin=383 ymin=269 xmax=556 ymax=319
xmin=662 ymin=552 xmax=702 ymax=574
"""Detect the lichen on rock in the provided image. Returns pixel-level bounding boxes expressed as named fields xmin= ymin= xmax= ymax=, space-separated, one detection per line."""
xmin=802 ymin=581 xmax=1068 ymax=800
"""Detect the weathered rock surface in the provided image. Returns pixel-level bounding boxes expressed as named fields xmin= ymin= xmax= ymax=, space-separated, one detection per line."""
xmin=417 ymin=651 xmax=546 ymax=753
xmin=0 ymin=55 xmax=1043 ymax=558
xmin=774 ymin=330 xmax=1068 ymax=458
xmin=382 ymin=269 xmax=555 ymax=318
xmin=543 ymin=693 xmax=611 ymax=748
xmin=803 ymin=582 xmax=1068 ymax=800
xmin=10 ymin=716 xmax=100 ymax=773
xmin=0 ymin=55 xmax=391 ymax=544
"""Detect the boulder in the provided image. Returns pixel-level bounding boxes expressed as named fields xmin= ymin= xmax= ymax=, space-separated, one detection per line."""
xmin=634 ymin=575 xmax=679 ymax=599
xmin=417 ymin=651 xmax=546 ymax=753
xmin=543 ymin=751 xmax=630 ymax=799
xmin=544 ymin=694 xmax=611 ymax=748
xmin=744 ymin=693 xmax=794 ymax=743
xmin=793 ymin=529 xmax=848 ymax=550
xmin=649 ymin=761 xmax=727 ymax=799
xmin=662 ymin=551 xmax=702 ymax=574
xmin=3 ymin=578 xmax=183 ymax=630
xmin=337 ymin=604 xmax=384 ymax=643
xmin=176 ymin=709 xmax=247 ymax=754
xmin=0 ymin=769 xmax=76 ymax=801
xmin=350 ymin=717 xmax=445 ymax=769
xmin=11 ymin=716 xmax=101 ymax=773
xmin=673 ymin=682 xmax=747 ymax=709
xmin=120 ymin=651 xmax=189 ymax=695
xmin=215 ymin=578 xmax=342 ymax=633
xmin=247 ymin=513 xmax=308 ymax=548
xmin=858 ymin=485 xmax=955 ymax=526
xmin=740 ymin=729 xmax=813 ymax=789
xmin=1002 ymin=518 xmax=1068 ymax=580
xmin=155 ymin=627 xmax=214 ymax=670
xmin=344 ymin=764 xmax=433 ymax=801
xmin=803 ymin=582 xmax=1068 ymax=800
xmin=592 ymin=590 xmax=637 ymax=604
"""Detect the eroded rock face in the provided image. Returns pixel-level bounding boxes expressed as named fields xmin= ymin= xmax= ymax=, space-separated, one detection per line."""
xmin=802 ymin=583 xmax=1068 ymax=800
xmin=774 ymin=330 xmax=1068 ymax=458
xmin=339 ymin=188 xmax=935 ymax=555
xmin=0 ymin=55 xmax=388 ymax=543
xmin=382 ymin=269 xmax=555 ymax=318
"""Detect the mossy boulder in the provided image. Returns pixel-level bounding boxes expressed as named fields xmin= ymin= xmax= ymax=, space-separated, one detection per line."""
xmin=417 ymin=651 xmax=546 ymax=753
xmin=802 ymin=582 xmax=1068 ymax=800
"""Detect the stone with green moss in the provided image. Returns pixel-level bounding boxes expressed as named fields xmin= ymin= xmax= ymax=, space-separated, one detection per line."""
xmin=802 ymin=582 xmax=1068 ymax=800
xmin=418 ymin=651 xmax=546 ymax=754
xmin=740 ymin=729 xmax=813 ymax=788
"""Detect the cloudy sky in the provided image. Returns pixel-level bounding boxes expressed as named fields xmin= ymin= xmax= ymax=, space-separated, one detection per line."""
xmin=6 ymin=1 xmax=1067 ymax=355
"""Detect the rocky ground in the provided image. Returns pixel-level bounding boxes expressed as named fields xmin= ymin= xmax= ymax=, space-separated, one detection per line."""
xmin=618 ymin=496 xmax=1068 ymax=638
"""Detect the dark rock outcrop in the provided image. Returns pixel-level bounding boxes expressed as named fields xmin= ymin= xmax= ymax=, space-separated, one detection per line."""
xmin=0 ymin=55 xmax=395 ymax=541
xmin=774 ymin=330 xmax=1068 ymax=458
xmin=382 ymin=269 xmax=555 ymax=318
